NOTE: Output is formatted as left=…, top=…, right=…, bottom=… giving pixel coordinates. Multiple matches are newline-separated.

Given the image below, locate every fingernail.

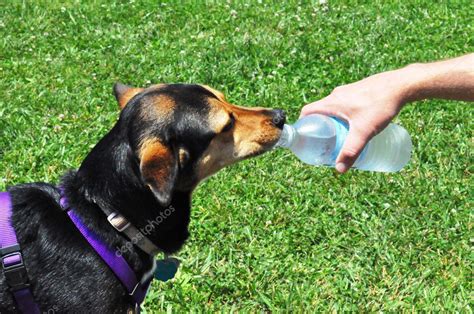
left=336, top=162, right=347, bottom=173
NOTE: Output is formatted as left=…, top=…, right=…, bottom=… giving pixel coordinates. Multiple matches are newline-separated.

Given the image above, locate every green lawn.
left=1, top=1, right=472, bottom=312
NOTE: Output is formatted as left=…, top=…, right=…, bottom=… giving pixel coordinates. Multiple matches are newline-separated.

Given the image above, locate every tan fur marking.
left=151, top=94, right=175, bottom=116
left=137, top=94, right=175, bottom=125
left=149, top=83, right=166, bottom=90
left=139, top=139, right=174, bottom=189
left=207, top=101, right=231, bottom=132
left=118, top=88, right=144, bottom=109
left=200, top=85, right=226, bottom=102
left=196, top=134, right=235, bottom=179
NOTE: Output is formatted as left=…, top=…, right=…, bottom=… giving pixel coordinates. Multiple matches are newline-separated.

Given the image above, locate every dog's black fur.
left=0, top=84, right=284, bottom=313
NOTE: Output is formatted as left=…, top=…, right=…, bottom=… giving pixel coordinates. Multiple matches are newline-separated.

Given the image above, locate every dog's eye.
left=221, top=114, right=235, bottom=133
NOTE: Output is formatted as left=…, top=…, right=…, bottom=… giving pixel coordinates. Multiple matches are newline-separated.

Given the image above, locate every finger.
left=300, top=97, right=340, bottom=118
left=335, top=127, right=372, bottom=173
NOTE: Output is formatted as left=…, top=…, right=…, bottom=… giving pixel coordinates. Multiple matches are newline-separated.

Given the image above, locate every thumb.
left=335, top=127, right=372, bottom=173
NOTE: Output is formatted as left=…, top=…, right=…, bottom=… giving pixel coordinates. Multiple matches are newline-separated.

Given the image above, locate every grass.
left=0, top=1, right=472, bottom=312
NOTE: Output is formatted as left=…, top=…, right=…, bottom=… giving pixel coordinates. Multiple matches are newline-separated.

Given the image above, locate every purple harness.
left=0, top=192, right=40, bottom=314
left=0, top=192, right=152, bottom=313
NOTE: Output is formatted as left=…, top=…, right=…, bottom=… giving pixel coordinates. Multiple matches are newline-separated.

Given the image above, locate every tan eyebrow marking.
left=151, top=94, right=175, bottom=116
left=207, top=99, right=230, bottom=132
left=200, top=85, right=226, bottom=102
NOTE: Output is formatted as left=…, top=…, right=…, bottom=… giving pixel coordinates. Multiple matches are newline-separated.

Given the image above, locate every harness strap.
left=107, top=212, right=161, bottom=256
left=59, top=195, right=151, bottom=309
left=0, top=192, right=40, bottom=314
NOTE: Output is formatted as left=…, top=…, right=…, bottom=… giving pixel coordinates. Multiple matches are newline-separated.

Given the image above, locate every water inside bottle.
left=291, top=133, right=337, bottom=165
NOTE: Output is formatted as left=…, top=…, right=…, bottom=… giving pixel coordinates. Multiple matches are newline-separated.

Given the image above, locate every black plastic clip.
left=1, top=245, right=30, bottom=291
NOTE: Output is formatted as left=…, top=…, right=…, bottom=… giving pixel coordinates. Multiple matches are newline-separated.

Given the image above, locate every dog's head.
left=113, top=83, right=285, bottom=206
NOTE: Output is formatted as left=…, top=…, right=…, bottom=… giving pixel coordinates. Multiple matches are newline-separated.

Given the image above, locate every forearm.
left=401, top=53, right=474, bottom=103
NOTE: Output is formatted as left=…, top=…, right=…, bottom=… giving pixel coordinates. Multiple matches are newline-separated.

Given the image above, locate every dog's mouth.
left=263, top=135, right=283, bottom=153
left=270, top=131, right=284, bottom=150
left=240, top=130, right=283, bottom=159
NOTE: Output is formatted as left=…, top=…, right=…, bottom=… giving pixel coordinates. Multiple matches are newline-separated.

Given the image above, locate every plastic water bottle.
left=276, top=114, right=412, bottom=172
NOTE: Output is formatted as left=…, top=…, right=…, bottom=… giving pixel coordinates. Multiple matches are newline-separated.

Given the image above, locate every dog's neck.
left=64, top=124, right=191, bottom=255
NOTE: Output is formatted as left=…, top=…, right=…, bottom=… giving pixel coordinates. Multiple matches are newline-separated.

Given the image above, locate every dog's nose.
left=271, top=109, right=286, bottom=129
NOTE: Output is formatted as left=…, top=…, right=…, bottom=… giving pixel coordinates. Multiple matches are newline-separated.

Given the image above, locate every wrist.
left=394, top=63, right=430, bottom=104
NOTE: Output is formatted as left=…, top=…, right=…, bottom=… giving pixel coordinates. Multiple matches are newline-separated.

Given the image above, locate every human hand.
left=300, top=68, right=414, bottom=173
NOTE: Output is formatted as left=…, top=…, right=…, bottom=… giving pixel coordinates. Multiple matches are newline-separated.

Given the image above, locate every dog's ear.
left=139, top=140, right=178, bottom=206
left=113, top=82, right=144, bottom=110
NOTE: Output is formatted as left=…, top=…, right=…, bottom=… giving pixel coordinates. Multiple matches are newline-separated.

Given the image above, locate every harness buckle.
left=107, top=212, right=131, bottom=232
left=1, top=249, right=30, bottom=292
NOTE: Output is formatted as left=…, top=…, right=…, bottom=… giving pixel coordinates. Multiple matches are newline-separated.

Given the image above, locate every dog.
left=0, top=83, right=285, bottom=313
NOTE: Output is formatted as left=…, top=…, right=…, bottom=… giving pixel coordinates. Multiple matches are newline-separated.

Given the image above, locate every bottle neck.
left=275, top=124, right=296, bottom=148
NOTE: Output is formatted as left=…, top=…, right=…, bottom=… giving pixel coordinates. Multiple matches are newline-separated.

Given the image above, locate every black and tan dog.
left=0, top=83, right=285, bottom=312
